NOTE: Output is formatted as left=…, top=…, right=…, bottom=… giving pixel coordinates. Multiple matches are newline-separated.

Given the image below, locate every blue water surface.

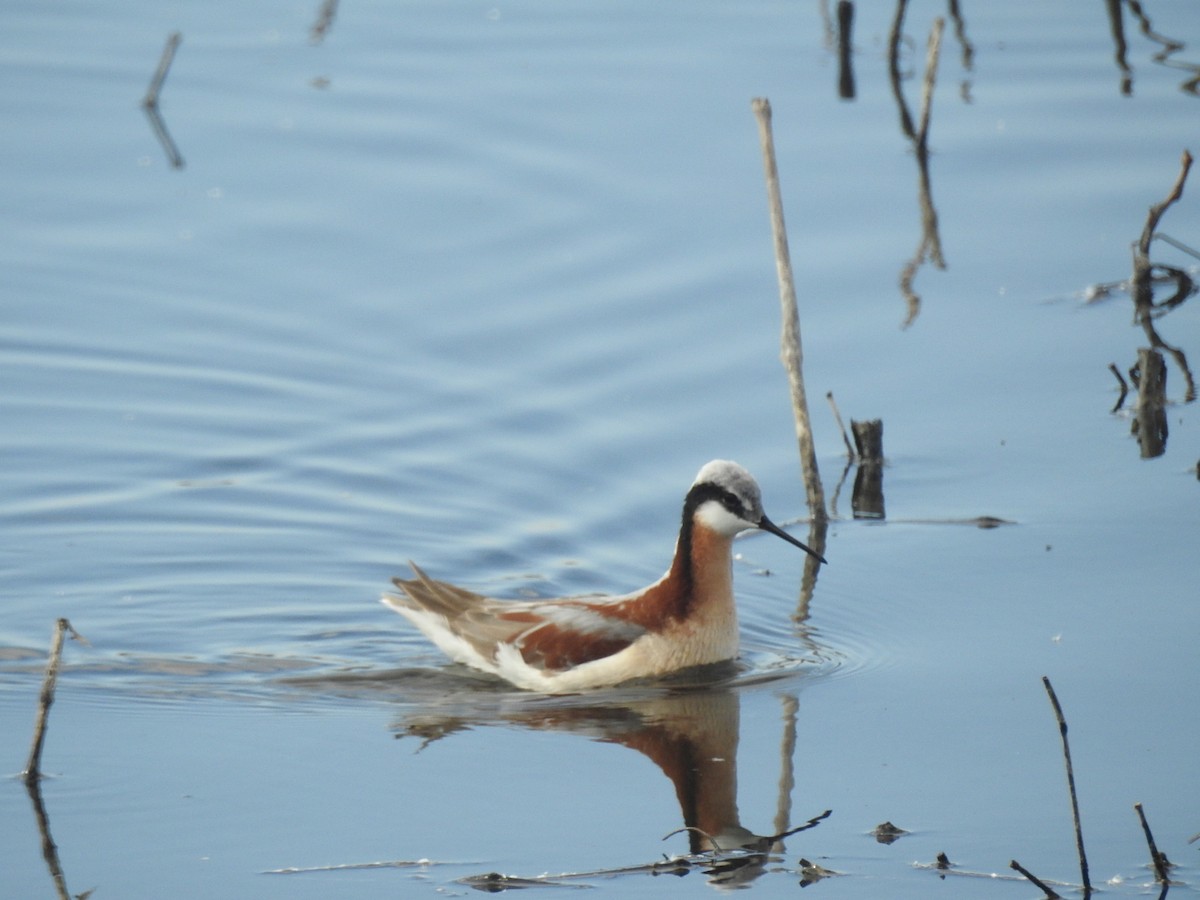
left=2, top=0, right=1198, bottom=897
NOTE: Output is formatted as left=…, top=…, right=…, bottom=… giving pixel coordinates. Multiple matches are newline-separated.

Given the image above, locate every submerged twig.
left=1134, top=802, right=1172, bottom=883
left=141, top=32, right=185, bottom=168
left=751, top=97, right=827, bottom=524
left=142, top=103, right=185, bottom=169
left=24, top=619, right=86, bottom=783
left=265, top=859, right=438, bottom=875
left=143, top=32, right=182, bottom=108
left=1010, top=859, right=1062, bottom=899
left=1042, top=676, right=1091, bottom=896
left=1154, top=233, right=1200, bottom=259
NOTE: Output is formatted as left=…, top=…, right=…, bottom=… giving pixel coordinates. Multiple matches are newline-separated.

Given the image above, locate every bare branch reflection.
left=1094, top=150, right=1197, bottom=458
left=888, top=4, right=947, bottom=327
left=142, top=104, right=184, bottom=170
left=1130, top=348, right=1169, bottom=458
left=792, top=519, right=829, bottom=625
left=946, top=0, right=975, bottom=102
left=310, top=0, right=339, bottom=45
left=836, top=1, right=856, bottom=100
left=24, top=779, right=74, bottom=900
left=1105, top=0, right=1198, bottom=96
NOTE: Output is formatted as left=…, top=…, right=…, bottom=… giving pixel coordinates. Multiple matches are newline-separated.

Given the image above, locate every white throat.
left=694, top=499, right=754, bottom=538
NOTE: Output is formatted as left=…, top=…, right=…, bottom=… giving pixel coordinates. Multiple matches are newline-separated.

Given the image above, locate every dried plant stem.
left=24, top=619, right=78, bottom=783
left=751, top=97, right=827, bottom=523
left=1042, top=676, right=1091, bottom=895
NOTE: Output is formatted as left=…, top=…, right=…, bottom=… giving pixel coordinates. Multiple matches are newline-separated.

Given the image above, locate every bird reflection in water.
left=393, top=680, right=831, bottom=890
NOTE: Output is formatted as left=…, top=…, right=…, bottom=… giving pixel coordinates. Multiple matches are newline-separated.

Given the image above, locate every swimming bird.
left=381, top=460, right=826, bottom=693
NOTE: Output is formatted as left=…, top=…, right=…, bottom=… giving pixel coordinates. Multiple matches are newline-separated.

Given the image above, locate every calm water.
left=3, top=0, right=1198, bottom=897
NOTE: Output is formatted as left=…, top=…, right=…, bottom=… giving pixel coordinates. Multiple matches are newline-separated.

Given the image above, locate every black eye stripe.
left=718, top=489, right=745, bottom=516
left=685, top=482, right=748, bottom=520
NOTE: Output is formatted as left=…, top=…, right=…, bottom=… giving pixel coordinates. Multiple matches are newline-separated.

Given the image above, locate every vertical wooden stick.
left=751, top=98, right=827, bottom=523
left=24, top=619, right=73, bottom=783
left=1042, top=676, right=1092, bottom=896
left=1134, top=802, right=1171, bottom=883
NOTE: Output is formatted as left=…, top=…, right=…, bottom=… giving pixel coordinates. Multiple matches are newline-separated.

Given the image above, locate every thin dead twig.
left=1042, top=676, right=1092, bottom=895
left=1010, top=859, right=1062, bottom=899
left=826, top=392, right=856, bottom=459
left=24, top=619, right=87, bottom=784
left=143, top=32, right=182, bottom=108
left=1138, top=150, right=1193, bottom=259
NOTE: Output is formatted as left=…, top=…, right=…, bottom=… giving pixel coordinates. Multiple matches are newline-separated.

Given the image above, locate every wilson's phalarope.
left=382, top=460, right=826, bottom=693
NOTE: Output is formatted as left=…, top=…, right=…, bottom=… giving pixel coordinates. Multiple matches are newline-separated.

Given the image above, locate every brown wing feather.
left=390, top=562, right=485, bottom=618
left=389, top=563, right=646, bottom=672
left=389, top=562, right=529, bottom=659
left=511, top=622, right=638, bottom=671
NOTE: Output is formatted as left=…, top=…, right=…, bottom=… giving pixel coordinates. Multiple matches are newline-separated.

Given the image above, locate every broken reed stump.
left=850, top=418, right=884, bottom=519
left=1133, top=802, right=1172, bottom=883
left=1130, top=347, right=1168, bottom=458
left=751, top=97, right=827, bottom=524
left=850, top=419, right=883, bottom=463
